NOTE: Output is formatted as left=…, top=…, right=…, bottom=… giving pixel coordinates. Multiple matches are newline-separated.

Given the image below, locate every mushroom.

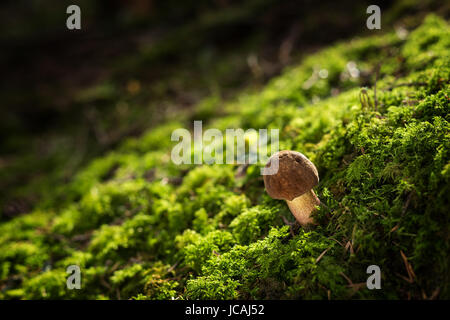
left=263, top=150, right=320, bottom=227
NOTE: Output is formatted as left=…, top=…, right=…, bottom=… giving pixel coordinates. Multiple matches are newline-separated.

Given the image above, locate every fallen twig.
left=400, top=250, right=416, bottom=283
left=315, top=248, right=330, bottom=263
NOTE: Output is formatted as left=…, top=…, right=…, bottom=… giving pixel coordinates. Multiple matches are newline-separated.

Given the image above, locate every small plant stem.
left=286, top=189, right=320, bottom=226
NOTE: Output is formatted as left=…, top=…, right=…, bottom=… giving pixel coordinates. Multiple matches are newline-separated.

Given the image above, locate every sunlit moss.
left=0, top=15, right=448, bottom=300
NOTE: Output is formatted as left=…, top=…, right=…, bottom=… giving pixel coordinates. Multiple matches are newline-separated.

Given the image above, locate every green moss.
left=0, top=14, right=448, bottom=300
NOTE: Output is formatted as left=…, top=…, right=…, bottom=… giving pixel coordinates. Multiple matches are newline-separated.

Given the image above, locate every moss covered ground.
left=0, top=12, right=449, bottom=299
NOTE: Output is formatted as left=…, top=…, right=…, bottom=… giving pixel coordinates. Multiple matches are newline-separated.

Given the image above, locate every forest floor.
left=0, top=1, right=448, bottom=299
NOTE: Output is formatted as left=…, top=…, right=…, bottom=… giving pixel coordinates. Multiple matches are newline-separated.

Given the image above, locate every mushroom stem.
left=286, top=189, right=320, bottom=226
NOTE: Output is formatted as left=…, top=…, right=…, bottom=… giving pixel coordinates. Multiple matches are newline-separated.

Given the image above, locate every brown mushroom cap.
left=263, top=150, right=319, bottom=201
